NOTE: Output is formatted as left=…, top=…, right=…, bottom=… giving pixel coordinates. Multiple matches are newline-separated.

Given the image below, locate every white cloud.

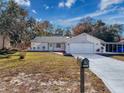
left=58, top=19, right=77, bottom=26
left=32, top=9, right=37, bottom=14
left=58, top=2, right=65, bottom=8
left=109, top=15, right=124, bottom=20
left=107, top=18, right=124, bottom=24
left=119, top=7, right=124, bottom=14
left=36, top=18, right=42, bottom=22
left=45, top=6, right=49, bottom=10
left=105, top=14, right=124, bottom=24
left=100, top=0, right=124, bottom=10
left=14, top=0, right=30, bottom=6
left=58, top=0, right=76, bottom=8
left=43, top=4, right=50, bottom=10
left=58, top=7, right=124, bottom=26
left=65, top=0, right=76, bottom=8
left=64, top=8, right=117, bottom=22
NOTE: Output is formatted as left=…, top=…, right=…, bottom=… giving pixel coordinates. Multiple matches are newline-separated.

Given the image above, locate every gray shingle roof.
left=32, top=36, right=69, bottom=43
left=32, top=33, right=105, bottom=44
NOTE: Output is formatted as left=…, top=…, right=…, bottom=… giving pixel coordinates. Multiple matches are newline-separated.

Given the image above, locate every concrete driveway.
left=72, top=54, right=124, bottom=93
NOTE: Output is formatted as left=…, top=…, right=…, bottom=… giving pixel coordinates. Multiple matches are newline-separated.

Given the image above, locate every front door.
left=49, top=43, right=54, bottom=51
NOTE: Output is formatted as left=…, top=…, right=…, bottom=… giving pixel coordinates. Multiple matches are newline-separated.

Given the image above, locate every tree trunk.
left=19, top=50, right=26, bottom=60
left=19, top=43, right=27, bottom=60
left=2, top=35, right=6, bottom=50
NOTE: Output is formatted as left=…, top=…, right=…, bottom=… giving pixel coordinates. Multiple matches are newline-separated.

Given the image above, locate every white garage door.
left=70, top=43, right=94, bottom=53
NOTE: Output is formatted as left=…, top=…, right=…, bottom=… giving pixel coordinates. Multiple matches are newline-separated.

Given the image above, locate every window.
left=33, top=47, right=35, bottom=50
left=49, top=44, right=52, bottom=47
left=56, top=43, right=61, bottom=48
left=42, top=46, right=45, bottom=50
left=37, top=47, right=40, bottom=50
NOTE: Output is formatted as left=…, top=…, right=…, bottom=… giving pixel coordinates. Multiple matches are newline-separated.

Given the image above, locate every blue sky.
left=12, top=0, right=124, bottom=27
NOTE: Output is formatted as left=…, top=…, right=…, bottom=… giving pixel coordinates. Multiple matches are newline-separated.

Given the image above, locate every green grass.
left=0, top=52, right=79, bottom=80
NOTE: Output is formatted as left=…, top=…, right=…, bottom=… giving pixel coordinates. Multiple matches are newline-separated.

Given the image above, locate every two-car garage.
left=69, top=43, right=94, bottom=54
left=66, top=33, right=104, bottom=54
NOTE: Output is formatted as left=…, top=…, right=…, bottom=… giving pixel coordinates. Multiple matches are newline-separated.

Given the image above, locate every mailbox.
left=81, top=58, right=89, bottom=68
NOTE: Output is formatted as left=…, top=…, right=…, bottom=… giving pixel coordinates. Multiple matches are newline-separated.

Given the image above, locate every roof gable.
left=68, top=33, right=105, bottom=43
left=83, top=33, right=105, bottom=43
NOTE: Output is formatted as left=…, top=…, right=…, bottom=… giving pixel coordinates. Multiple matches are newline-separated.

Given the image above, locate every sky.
left=10, top=0, right=124, bottom=27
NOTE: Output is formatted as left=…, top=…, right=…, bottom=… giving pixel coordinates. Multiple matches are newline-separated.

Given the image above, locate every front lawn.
left=0, top=52, right=79, bottom=77
left=112, top=56, right=124, bottom=61
left=0, top=52, right=80, bottom=93
left=0, top=52, right=110, bottom=93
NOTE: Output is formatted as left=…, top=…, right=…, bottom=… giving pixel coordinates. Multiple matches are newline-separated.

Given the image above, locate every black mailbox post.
left=81, top=58, right=89, bottom=68
left=80, top=58, right=89, bottom=93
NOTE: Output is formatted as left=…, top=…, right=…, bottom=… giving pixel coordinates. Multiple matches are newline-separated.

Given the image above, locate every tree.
left=93, top=21, right=122, bottom=42
left=6, top=0, right=29, bottom=48
left=73, top=17, right=93, bottom=35
left=73, top=18, right=122, bottom=42
left=54, top=28, right=64, bottom=36
left=0, top=0, right=35, bottom=50
left=0, top=0, right=37, bottom=59
left=64, top=28, right=72, bottom=36
left=34, top=21, right=53, bottom=36
left=73, top=23, right=92, bottom=35
left=0, top=1, right=14, bottom=49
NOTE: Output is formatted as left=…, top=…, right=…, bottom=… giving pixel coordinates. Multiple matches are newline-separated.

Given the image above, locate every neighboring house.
left=0, top=35, right=11, bottom=49
left=29, top=33, right=106, bottom=54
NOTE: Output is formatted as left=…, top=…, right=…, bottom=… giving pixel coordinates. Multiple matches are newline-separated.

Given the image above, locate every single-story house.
left=29, top=36, right=68, bottom=52
left=0, top=35, right=11, bottom=49
left=29, top=33, right=106, bottom=54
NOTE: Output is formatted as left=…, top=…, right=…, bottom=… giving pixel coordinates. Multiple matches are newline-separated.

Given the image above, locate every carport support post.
left=80, top=64, right=85, bottom=93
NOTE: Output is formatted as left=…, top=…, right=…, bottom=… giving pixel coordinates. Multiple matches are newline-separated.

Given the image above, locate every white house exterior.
left=29, top=33, right=106, bottom=54
left=66, top=33, right=105, bottom=54
left=29, top=36, right=69, bottom=52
